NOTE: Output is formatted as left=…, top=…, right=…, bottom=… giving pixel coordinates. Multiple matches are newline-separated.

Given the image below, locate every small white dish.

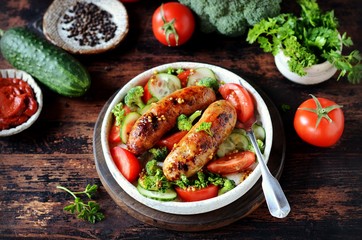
left=43, top=0, right=129, bottom=54
left=0, top=69, right=43, bottom=137
left=100, top=62, right=273, bottom=215
left=275, top=50, right=338, bottom=85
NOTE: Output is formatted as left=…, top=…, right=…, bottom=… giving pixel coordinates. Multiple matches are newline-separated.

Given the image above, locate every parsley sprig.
left=57, top=184, right=105, bottom=224
left=247, top=0, right=361, bottom=84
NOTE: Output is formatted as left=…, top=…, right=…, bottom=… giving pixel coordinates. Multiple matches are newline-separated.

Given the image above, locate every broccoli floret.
left=177, top=110, right=202, bottom=131
left=196, top=77, right=220, bottom=91
left=111, top=102, right=126, bottom=126
left=124, top=86, right=145, bottom=111
left=218, top=179, right=236, bottom=195
left=139, top=160, right=172, bottom=192
left=148, top=147, right=169, bottom=162
left=178, top=0, right=282, bottom=37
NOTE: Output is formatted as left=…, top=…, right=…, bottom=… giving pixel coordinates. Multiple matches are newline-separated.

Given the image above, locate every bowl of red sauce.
left=0, top=69, right=43, bottom=137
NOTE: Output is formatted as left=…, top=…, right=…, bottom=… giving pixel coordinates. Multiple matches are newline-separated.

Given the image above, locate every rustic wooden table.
left=1, top=0, right=361, bottom=239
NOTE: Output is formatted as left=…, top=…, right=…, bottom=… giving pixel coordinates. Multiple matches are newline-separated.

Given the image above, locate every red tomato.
left=111, top=147, right=141, bottom=182
left=156, top=131, right=188, bottom=151
left=294, top=95, right=344, bottom=147
left=109, top=124, right=121, bottom=144
left=142, top=83, right=153, bottom=104
left=177, top=69, right=193, bottom=87
left=219, top=83, right=255, bottom=123
left=207, top=151, right=256, bottom=174
left=175, top=185, right=219, bottom=202
left=152, top=2, right=195, bottom=47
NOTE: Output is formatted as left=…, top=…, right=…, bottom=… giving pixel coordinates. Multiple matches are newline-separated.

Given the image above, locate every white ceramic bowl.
left=0, top=69, right=43, bottom=137
left=275, top=50, right=337, bottom=85
left=101, top=62, right=273, bottom=215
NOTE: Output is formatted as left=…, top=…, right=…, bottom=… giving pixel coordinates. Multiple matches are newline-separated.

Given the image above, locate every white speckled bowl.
left=100, top=62, right=273, bottom=215
left=275, top=50, right=338, bottom=85
left=0, top=69, right=43, bottom=137
left=43, top=0, right=129, bottom=54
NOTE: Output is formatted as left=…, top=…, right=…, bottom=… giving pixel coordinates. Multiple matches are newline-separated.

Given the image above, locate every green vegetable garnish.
left=178, top=0, right=282, bottom=37
left=111, top=102, right=126, bottom=126
left=177, top=110, right=202, bottom=131
left=196, top=122, right=213, bottom=136
left=57, top=184, right=105, bottom=224
left=124, top=86, right=145, bottom=111
left=247, top=0, right=361, bottom=83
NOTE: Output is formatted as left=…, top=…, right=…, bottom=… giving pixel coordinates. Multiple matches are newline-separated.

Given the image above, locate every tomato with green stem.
left=152, top=2, right=195, bottom=47
left=294, top=95, right=344, bottom=147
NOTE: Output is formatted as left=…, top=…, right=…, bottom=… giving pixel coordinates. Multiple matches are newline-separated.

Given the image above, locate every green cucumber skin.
left=0, top=27, right=90, bottom=97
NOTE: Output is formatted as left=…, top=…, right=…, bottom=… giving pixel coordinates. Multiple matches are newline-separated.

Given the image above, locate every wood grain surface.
left=1, top=0, right=361, bottom=239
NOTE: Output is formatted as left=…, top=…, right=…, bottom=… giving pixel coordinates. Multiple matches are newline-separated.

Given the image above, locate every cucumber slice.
left=252, top=124, right=266, bottom=141
left=187, top=67, right=216, bottom=86
left=121, top=112, right=141, bottom=143
left=229, top=133, right=249, bottom=151
left=147, top=73, right=181, bottom=100
left=137, top=184, right=177, bottom=201
left=217, top=137, right=235, bottom=158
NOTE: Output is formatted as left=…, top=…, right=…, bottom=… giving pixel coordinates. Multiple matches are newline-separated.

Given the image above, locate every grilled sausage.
left=163, top=100, right=237, bottom=181
left=127, top=86, right=216, bottom=155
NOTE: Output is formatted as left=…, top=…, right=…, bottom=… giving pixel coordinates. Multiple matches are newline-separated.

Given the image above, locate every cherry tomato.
left=156, top=131, right=188, bottom=151
left=219, top=83, right=255, bottom=123
left=294, top=95, right=344, bottom=147
left=111, top=146, right=141, bottom=182
left=177, top=69, right=193, bottom=87
left=207, top=151, right=256, bottom=174
left=152, top=2, right=195, bottom=47
left=175, top=184, right=219, bottom=202
left=109, top=124, right=122, bottom=144
left=142, top=83, right=153, bottom=104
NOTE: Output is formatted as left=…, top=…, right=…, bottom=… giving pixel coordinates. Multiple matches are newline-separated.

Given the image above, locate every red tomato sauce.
left=0, top=77, right=38, bottom=130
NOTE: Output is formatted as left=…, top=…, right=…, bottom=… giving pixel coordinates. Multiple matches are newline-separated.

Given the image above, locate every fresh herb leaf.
left=57, top=184, right=105, bottom=224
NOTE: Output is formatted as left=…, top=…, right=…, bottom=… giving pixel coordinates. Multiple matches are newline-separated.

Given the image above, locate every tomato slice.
left=219, top=83, right=255, bottom=123
left=175, top=184, right=219, bottom=202
left=207, top=151, right=256, bottom=174
left=109, top=124, right=122, bottom=144
left=177, top=69, right=193, bottom=87
left=111, top=146, right=141, bottom=183
left=142, top=83, right=153, bottom=104
left=156, top=130, right=188, bottom=151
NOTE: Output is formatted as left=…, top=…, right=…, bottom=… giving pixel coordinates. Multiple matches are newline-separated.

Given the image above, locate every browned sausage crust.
left=127, top=86, right=216, bottom=155
left=163, top=100, right=237, bottom=181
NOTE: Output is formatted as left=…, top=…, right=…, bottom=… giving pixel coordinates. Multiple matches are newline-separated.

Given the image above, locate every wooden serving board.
left=93, top=87, right=286, bottom=232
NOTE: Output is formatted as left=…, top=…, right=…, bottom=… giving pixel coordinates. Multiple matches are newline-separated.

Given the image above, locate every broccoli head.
left=177, top=110, right=202, bottom=131
left=148, top=147, right=169, bottom=162
left=139, top=160, right=172, bottom=192
left=111, top=102, right=126, bottom=126
left=124, top=86, right=145, bottom=111
left=218, top=179, right=236, bottom=195
left=178, top=0, right=282, bottom=37
left=196, top=77, right=220, bottom=91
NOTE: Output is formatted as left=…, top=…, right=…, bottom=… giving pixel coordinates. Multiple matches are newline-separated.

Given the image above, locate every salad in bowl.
left=101, top=62, right=273, bottom=215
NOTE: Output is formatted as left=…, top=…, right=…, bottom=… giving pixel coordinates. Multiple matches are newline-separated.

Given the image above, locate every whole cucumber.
left=0, top=27, right=91, bottom=97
